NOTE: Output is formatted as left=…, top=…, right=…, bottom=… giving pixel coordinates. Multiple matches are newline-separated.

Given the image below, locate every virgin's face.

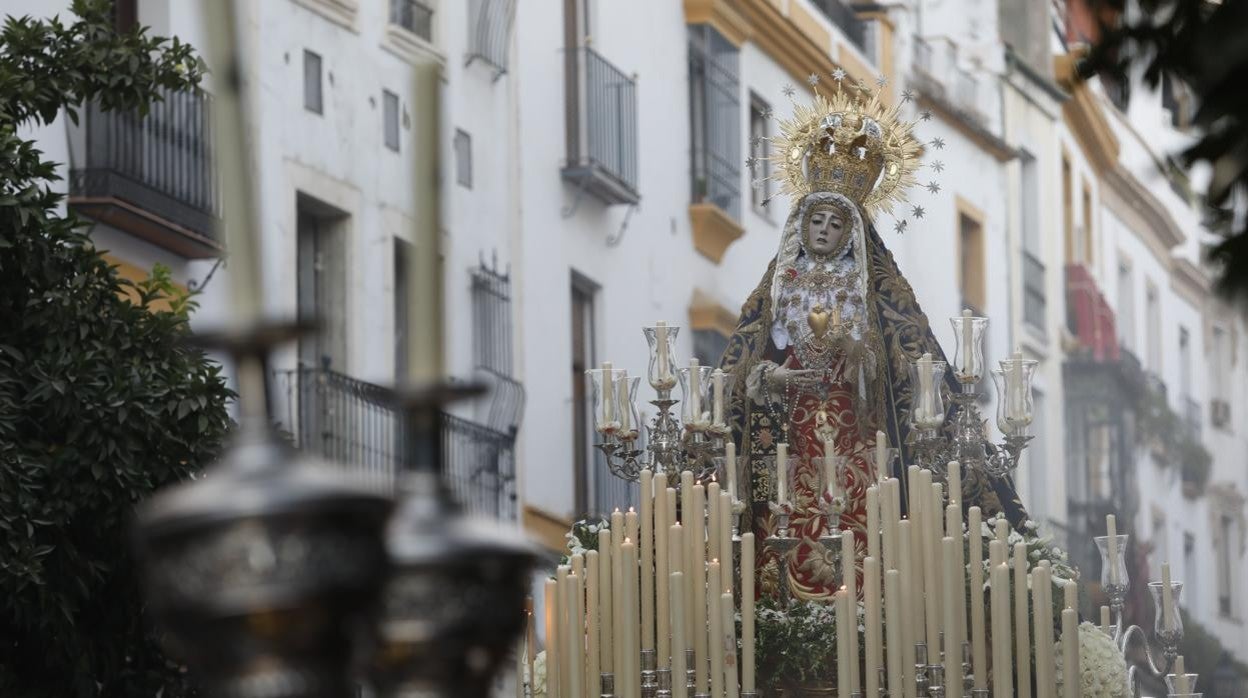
left=805, top=205, right=847, bottom=257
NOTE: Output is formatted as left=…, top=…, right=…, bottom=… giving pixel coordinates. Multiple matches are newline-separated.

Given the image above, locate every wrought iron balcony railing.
left=562, top=46, right=640, bottom=206
left=273, top=367, right=518, bottom=519
left=390, top=0, right=434, bottom=42
left=69, top=88, right=220, bottom=258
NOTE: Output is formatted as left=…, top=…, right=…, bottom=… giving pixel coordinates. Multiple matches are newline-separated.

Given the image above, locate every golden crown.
left=769, top=79, right=922, bottom=214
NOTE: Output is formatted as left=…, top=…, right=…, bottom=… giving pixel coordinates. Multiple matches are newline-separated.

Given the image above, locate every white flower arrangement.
left=1053, top=622, right=1128, bottom=698
left=526, top=650, right=548, bottom=698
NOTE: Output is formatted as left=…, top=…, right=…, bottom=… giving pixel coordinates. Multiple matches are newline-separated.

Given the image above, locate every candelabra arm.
left=1119, top=623, right=1174, bottom=679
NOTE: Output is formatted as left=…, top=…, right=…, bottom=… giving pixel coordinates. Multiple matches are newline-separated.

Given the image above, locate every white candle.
left=1061, top=603, right=1078, bottom=698
left=1162, top=563, right=1176, bottom=633
left=995, top=518, right=1010, bottom=552
left=692, top=486, right=708, bottom=694
left=726, top=441, right=738, bottom=502
left=545, top=578, right=561, bottom=698
left=882, top=480, right=899, bottom=572
left=598, top=528, right=614, bottom=673
left=865, top=556, right=883, bottom=698
left=656, top=321, right=671, bottom=384
left=947, top=503, right=967, bottom=667
left=707, top=481, right=722, bottom=569
left=689, top=358, right=702, bottom=424
left=918, top=352, right=934, bottom=420
left=620, top=371, right=633, bottom=433
left=1013, top=543, right=1032, bottom=698
left=1175, top=656, right=1191, bottom=695
left=1107, top=514, right=1119, bottom=585
left=656, top=483, right=670, bottom=669
left=961, top=309, right=976, bottom=378
left=943, top=537, right=964, bottom=698
left=948, top=460, right=962, bottom=508
left=867, top=486, right=881, bottom=564
left=556, top=566, right=571, bottom=698
left=623, top=540, right=639, bottom=698
left=742, top=533, right=756, bottom=693
left=708, top=560, right=724, bottom=698
left=823, top=449, right=838, bottom=502
left=837, top=588, right=852, bottom=698
left=876, top=429, right=889, bottom=481
left=991, top=563, right=1014, bottom=698
left=885, top=569, right=904, bottom=698
left=1010, top=348, right=1025, bottom=421
left=721, top=592, right=738, bottom=698
left=919, top=470, right=940, bottom=653
left=1033, top=566, right=1054, bottom=698
left=586, top=551, right=601, bottom=693
left=568, top=571, right=585, bottom=698
left=841, top=528, right=860, bottom=694
left=776, top=443, right=789, bottom=505
left=680, top=472, right=696, bottom=650
left=671, top=571, right=688, bottom=698
left=969, top=507, right=987, bottom=691
left=602, top=362, right=615, bottom=426
left=719, top=491, right=733, bottom=596
left=641, top=470, right=655, bottom=652
left=899, top=520, right=918, bottom=698
left=669, top=522, right=687, bottom=655
left=1100, top=605, right=1112, bottom=637
left=712, top=369, right=725, bottom=426
left=611, top=511, right=624, bottom=683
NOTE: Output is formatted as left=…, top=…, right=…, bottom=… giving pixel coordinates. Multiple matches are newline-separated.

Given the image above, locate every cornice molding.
left=522, top=505, right=573, bottom=553
left=1100, top=163, right=1185, bottom=262
left=684, top=0, right=752, bottom=47
left=1169, top=256, right=1210, bottom=311
left=688, top=287, right=740, bottom=337
left=1054, top=51, right=1120, bottom=177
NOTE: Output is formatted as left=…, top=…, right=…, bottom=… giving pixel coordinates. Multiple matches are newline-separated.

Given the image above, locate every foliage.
left=561, top=517, right=608, bottom=566
left=754, top=594, right=849, bottom=687
left=1082, top=0, right=1248, bottom=304
left=1175, top=609, right=1248, bottom=687
left=0, top=2, right=228, bottom=696
left=1133, top=384, right=1211, bottom=493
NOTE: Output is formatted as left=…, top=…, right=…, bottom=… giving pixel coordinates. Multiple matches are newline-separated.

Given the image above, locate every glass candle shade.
left=708, top=370, right=736, bottom=429
left=1149, top=580, right=1185, bottom=643
left=643, top=324, right=680, bottom=392
left=997, top=356, right=1038, bottom=431
left=586, top=367, right=626, bottom=435
left=950, top=313, right=989, bottom=384
left=1165, top=673, right=1199, bottom=696
left=678, top=364, right=715, bottom=429
left=991, top=368, right=1012, bottom=434
left=615, top=374, right=643, bottom=442
left=909, top=358, right=948, bottom=430
left=1094, top=534, right=1131, bottom=596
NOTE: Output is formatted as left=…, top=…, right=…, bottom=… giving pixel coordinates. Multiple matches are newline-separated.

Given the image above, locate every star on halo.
left=831, top=68, right=847, bottom=82
left=876, top=75, right=888, bottom=87
left=761, top=108, right=773, bottom=120
left=920, top=110, right=933, bottom=121
left=911, top=205, right=926, bottom=219
left=894, top=219, right=909, bottom=234
left=930, top=137, right=946, bottom=150
left=807, top=73, right=820, bottom=86
left=926, top=181, right=942, bottom=194
left=931, top=160, right=945, bottom=173
left=901, top=89, right=915, bottom=103
left=782, top=84, right=796, bottom=98
left=745, top=155, right=759, bottom=170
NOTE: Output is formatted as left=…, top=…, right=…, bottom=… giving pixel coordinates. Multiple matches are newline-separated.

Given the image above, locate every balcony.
left=810, top=0, right=866, bottom=54
left=69, top=88, right=220, bottom=258
left=1065, top=263, right=1119, bottom=362
left=562, top=46, right=640, bottom=206
left=390, top=0, right=434, bottom=42
left=274, top=367, right=518, bottom=519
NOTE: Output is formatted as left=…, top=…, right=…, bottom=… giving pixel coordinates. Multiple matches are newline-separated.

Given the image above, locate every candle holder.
left=714, top=455, right=749, bottom=538
left=601, top=671, right=616, bottom=698
left=656, top=666, right=672, bottom=698
left=914, top=642, right=929, bottom=698
left=950, top=313, right=988, bottom=385
left=1165, top=672, right=1199, bottom=696
left=1093, top=533, right=1185, bottom=696
left=685, top=648, right=697, bottom=694
left=641, top=648, right=658, bottom=698
left=593, top=326, right=731, bottom=486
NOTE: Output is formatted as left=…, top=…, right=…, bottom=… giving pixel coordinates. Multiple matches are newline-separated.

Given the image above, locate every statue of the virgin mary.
left=718, top=85, right=1027, bottom=599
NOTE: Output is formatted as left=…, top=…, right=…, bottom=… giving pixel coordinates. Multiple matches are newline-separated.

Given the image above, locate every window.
left=112, top=0, right=137, bottom=32
left=473, top=261, right=513, bottom=376
left=1020, top=150, right=1045, bottom=332
left=1179, top=326, right=1192, bottom=399
left=1151, top=511, right=1169, bottom=581
left=1117, top=261, right=1135, bottom=353
left=454, top=129, right=473, bottom=188
left=303, top=50, right=323, bottom=114
left=1183, top=532, right=1196, bottom=594
left=693, top=329, right=729, bottom=368
left=1216, top=513, right=1234, bottom=616
left=1211, top=325, right=1230, bottom=400
left=1145, top=281, right=1161, bottom=373
left=296, top=196, right=347, bottom=371
left=383, top=90, right=400, bottom=151
left=394, top=238, right=412, bottom=379
left=689, top=24, right=741, bottom=220
left=1062, top=155, right=1074, bottom=264
left=749, top=94, right=771, bottom=214
left=390, top=0, right=435, bottom=42
left=959, top=211, right=986, bottom=311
